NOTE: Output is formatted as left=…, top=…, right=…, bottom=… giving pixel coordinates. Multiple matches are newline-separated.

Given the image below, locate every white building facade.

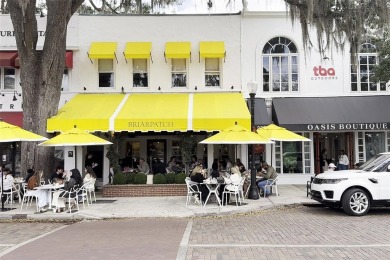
left=1, top=7, right=389, bottom=185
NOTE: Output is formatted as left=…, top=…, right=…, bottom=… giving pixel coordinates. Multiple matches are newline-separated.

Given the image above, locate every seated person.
left=257, top=162, right=278, bottom=197
left=137, top=158, right=150, bottom=174
left=25, top=169, right=35, bottom=182
left=221, top=165, right=242, bottom=204
left=51, top=165, right=65, bottom=183
left=190, top=164, right=209, bottom=204
left=84, top=166, right=97, bottom=184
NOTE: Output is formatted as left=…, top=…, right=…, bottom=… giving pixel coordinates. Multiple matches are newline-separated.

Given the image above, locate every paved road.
left=1, top=205, right=390, bottom=259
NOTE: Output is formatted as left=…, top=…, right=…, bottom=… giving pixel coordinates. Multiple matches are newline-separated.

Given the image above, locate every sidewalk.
left=0, top=185, right=315, bottom=220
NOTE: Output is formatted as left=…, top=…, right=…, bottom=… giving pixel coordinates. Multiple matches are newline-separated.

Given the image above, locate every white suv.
left=310, top=152, right=390, bottom=216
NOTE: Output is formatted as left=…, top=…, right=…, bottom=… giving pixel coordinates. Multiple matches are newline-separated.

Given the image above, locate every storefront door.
left=314, top=132, right=353, bottom=173
left=147, top=139, right=167, bottom=166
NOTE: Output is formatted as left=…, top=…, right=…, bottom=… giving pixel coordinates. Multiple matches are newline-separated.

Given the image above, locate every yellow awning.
left=46, top=94, right=125, bottom=133
left=192, top=93, right=250, bottom=131
left=88, top=42, right=118, bottom=59
left=47, top=93, right=251, bottom=133
left=124, top=42, right=152, bottom=59
left=199, top=41, right=225, bottom=58
left=165, top=42, right=191, bottom=59
left=115, top=93, right=189, bottom=132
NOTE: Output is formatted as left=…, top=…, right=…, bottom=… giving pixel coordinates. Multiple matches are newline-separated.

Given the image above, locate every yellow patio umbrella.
left=200, top=123, right=273, bottom=144
left=256, top=124, right=311, bottom=142
left=0, top=120, right=47, bottom=211
left=38, top=127, right=112, bottom=147
left=0, top=121, right=48, bottom=142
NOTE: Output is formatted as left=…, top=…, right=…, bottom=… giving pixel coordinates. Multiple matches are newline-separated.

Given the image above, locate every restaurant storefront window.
left=282, top=141, right=303, bottom=173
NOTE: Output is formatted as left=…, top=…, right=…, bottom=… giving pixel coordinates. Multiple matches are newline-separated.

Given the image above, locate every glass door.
left=147, top=139, right=167, bottom=167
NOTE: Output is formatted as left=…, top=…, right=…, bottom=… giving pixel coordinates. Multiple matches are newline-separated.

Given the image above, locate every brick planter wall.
left=102, top=184, right=187, bottom=197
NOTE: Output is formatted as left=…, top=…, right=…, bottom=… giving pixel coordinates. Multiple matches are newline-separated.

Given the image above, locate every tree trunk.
left=8, top=0, right=83, bottom=178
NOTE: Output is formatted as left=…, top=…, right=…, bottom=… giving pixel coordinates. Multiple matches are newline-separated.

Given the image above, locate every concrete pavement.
left=0, top=185, right=314, bottom=220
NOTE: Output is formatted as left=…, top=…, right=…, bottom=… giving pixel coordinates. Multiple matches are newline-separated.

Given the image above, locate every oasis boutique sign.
left=307, top=123, right=389, bottom=131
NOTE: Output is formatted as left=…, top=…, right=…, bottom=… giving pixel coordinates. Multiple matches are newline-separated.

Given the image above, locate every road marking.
left=176, top=219, right=193, bottom=260
left=189, top=243, right=390, bottom=248
left=0, top=244, right=15, bottom=247
left=0, top=225, right=68, bottom=258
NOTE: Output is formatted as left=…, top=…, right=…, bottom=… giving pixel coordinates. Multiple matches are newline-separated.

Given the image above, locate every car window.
left=361, top=154, right=390, bottom=172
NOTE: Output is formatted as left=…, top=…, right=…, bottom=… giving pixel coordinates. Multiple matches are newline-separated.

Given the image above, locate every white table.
left=202, top=181, right=222, bottom=207
left=35, top=184, right=64, bottom=209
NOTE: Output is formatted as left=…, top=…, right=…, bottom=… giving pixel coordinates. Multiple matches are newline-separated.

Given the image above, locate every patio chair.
left=76, top=182, right=91, bottom=209
left=264, top=176, right=279, bottom=198
left=55, top=187, right=79, bottom=213
left=185, top=178, right=202, bottom=206
left=222, top=177, right=245, bottom=206
left=86, top=179, right=97, bottom=203
left=1, top=184, right=20, bottom=205
left=20, top=183, right=39, bottom=211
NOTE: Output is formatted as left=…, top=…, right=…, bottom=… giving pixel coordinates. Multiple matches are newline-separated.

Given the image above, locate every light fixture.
left=207, top=0, right=213, bottom=8
left=195, top=86, right=198, bottom=91
left=1, top=93, right=4, bottom=97
left=83, top=87, right=87, bottom=91
left=13, top=91, right=21, bottom=101
left=247, top=80, right=259, bottom=200
left=231, top=86, right=234, bottom=90
left=323, top=56, right=329, bottom=60
left=40, top=11, right=45, bottom=18
left=158, top=86, right=161, bottom=91
left=121, top=86, right=124, bottom=94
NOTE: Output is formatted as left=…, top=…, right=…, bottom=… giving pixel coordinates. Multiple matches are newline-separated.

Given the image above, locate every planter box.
left=103, top=184, right=187, bottom=197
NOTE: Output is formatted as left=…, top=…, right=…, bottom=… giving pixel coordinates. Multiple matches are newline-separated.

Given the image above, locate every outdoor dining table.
left=35, top=183, right=64, bottom=209
left=201, top=179, right=222, bottom=207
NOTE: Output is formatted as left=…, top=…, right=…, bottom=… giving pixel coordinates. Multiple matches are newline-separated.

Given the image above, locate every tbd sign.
left=311, top=66, right=338, bottom=80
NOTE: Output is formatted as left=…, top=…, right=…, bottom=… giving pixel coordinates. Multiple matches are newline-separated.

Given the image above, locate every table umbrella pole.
left=1, top=168, right=4, bottom=211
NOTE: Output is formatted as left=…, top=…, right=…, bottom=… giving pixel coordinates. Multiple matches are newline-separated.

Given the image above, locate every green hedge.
left=126, top=173, right=136, bottom=184
left=134, top=173, right=147, bottom=184
left=153, top=173, right=167, bottom=184
left=175, top=172, right=186, bottom=184
left=113, top=173, right=126, bottom=185
left=165, top=173, right=176, bottom=184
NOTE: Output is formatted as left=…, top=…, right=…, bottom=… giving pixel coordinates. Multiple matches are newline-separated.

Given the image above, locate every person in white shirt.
left=2, top=168, right=15, bottom=192
left=338, top=150, right=349, bottom=170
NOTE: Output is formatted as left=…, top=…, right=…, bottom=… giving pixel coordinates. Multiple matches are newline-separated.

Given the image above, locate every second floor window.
left=0, top=67, right=16, bottom=91
left=98, top=59, right=114, bottom=88
left=133, top=59, right=148, bottom=87
left=205, top=58, right=220, bottom=87
left=351, top=43, right=386, bottom=92
left=171, top=59, right=187, bottom=87
left=262, top=37, right=299, bottom=92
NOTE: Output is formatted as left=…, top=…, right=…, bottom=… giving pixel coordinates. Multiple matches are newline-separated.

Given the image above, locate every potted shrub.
left=153, top=173, right=167, bottom=184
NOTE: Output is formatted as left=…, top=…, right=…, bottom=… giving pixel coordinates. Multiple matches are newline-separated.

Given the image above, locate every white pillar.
left=64, top=146, right=75, bottom=170
left=240, top=144, right=248, bottom=169
left=207, top=144, right=214, bottom=170
left=103, top=145, right=110, bottom=185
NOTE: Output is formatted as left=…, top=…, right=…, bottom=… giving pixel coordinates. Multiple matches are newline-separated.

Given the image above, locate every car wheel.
left=341, top=188, right=370, bottom=216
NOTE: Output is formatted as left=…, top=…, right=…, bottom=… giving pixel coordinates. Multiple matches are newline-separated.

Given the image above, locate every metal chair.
left=222, top=177, right=245, bottom=206
left=20, top=183, right=39, bottom=211
left=264, top=176, right=279, bottom=198
left=185, top=178, right=202, bottom=206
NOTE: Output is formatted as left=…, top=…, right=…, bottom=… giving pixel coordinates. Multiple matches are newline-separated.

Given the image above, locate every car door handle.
left=368, top=178, right=378, bottom=184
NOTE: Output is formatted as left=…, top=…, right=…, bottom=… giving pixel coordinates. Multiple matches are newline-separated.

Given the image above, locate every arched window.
left=351, top=43, right=386, bottom=92
left=262, top=37, right=298, bottom=92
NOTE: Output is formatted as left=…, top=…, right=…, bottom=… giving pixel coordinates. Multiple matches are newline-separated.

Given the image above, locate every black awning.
left=272, top=96, right=390, bottom=131
left=247, top=98, right=271, bottom=127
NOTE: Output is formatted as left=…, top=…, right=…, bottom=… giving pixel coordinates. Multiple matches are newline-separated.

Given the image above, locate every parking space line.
left=189, top=243, right=390, bottom=248
left=0, top=225, right=68, bottom=258
left=176, top=219, right=193, bottom=260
